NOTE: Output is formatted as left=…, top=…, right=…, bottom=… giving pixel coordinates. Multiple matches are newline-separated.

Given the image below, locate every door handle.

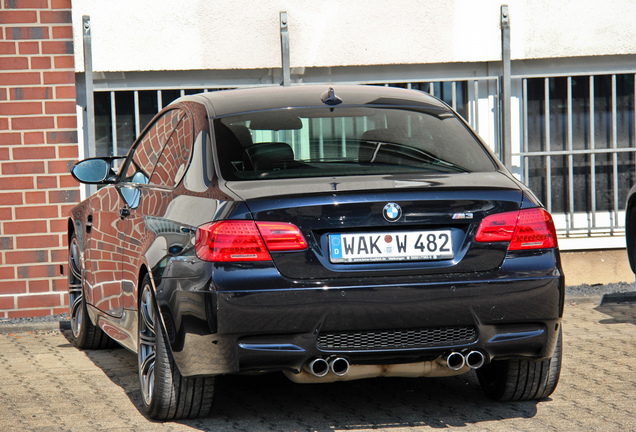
left=120, top=207, right=131, bottom=219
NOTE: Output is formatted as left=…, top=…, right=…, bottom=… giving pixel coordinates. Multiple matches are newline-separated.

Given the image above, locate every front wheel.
left=138, top=275, right=215, bottom=420
left=476, top=328, right=562, bottom=401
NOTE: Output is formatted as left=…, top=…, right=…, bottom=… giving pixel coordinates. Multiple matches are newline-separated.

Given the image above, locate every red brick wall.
left=0, top=0, right=78, bottom=318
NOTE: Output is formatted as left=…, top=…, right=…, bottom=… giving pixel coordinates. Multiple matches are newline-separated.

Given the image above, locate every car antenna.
left=321, top=87, right=342, bottom=106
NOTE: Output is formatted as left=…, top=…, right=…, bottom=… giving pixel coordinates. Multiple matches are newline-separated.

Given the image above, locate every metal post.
left=280, top=11, right=291, bottom=87
left=82, top=15, right=95, bottom=159
left=500, top=5, right=512, bottom=171
left=522, top=78, right=529, bottom=184
left=611, top=74, right=619, bottom=233
left=544, top=77, right=552, bottom=213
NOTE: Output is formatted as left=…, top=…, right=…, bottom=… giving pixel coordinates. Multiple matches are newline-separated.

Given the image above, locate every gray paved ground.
left=0, top=297, right=634, bottom=431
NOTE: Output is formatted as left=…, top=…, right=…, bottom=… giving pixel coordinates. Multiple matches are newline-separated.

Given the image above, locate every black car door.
left=118, top=107, right=194, bottom=312
left=92, top=108, right=183, bottom=317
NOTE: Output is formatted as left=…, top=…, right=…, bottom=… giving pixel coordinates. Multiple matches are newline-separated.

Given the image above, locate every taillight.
left=195, top=220, right=307, bottom=262
left=196, top=220, right=270, bottom=262
left=474, top=211, right=518, bottom=243
left=255, top=221, right=308, bottom=251
left=475, top=208, right=557, bottom=250
left=509, top=208, right=558, bottom=250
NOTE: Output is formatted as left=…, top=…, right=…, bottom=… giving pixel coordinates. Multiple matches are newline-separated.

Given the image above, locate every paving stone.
left=0, top=300, right=634, bottom=431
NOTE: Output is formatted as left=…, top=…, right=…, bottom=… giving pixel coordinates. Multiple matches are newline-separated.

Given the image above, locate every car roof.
left=176, top=84, right=449, bottom=117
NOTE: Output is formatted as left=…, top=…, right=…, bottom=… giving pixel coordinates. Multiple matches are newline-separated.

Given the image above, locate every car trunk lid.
left=225, top=172, right=524, bottom=280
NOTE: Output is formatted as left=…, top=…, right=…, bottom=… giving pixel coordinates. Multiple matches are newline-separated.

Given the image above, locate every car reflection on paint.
left=68, top=85, right=564, bottom=420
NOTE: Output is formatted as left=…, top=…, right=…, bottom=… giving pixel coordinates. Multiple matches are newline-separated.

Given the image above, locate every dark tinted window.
left=151, top=112, right=194, bottom=187
left=214, top=107, right=496, bottom=181
left=122, top=109, right=183, bottom=183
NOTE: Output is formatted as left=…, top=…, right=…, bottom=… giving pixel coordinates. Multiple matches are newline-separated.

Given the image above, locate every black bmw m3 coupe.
left=68, top=85, right=563, bottom=420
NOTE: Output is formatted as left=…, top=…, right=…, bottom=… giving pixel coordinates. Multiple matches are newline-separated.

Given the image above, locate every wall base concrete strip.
left=560, top=249, right=635, bottom=286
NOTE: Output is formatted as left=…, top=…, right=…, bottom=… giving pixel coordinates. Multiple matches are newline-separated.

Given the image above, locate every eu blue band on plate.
left=330, top=234, right=342, bottom=259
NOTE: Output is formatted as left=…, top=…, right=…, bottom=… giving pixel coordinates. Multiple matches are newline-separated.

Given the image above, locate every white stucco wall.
left=72, top=0, right=636, bottom=73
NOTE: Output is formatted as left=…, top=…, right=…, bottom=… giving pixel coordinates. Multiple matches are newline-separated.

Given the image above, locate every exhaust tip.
left=465, top=351, right=485, bottom=369
left=308, top=358, right=330, bottom=377
left=329, top=357, right=350, bottom=376
left=445, top=352, right=466, bottom=371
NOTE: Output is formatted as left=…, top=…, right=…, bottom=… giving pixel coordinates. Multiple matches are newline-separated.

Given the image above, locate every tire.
left=626, top=205, right=636, bottom=273
left=68, top=232, right=114, bottom=349
left=477, top=328, right=562, bottom=401
left=138, top=275, right=215, bottom=420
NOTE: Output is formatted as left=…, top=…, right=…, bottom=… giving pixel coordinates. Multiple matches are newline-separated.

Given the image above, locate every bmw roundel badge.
left=383, top=202, right=402, bottom=222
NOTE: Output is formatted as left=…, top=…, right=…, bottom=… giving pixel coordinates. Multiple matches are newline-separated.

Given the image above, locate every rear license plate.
left=329, top=230, right=454, bottom=263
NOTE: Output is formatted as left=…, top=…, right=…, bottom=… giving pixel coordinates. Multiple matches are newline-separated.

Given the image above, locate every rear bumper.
left=160, top=251, right=564, bottom=377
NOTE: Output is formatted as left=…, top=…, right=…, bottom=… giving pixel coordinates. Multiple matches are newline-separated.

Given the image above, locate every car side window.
left=150, top=111, right=194, bottom=187
left=122, top=109, right=184, bottom=184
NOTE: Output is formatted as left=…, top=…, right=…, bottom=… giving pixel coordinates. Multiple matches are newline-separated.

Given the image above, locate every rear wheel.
left=626, top=204, right=636, bottom=273
left=138, top=275, right=215, bottom=420
left=477, top=328, right=562, bottom=401
left=68, top=232, right=113, bottom=349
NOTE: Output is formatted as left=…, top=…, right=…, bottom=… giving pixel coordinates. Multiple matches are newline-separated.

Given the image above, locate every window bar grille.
left=429, top=82, right=435, bottom=98
left=544, top=77, right=552, bottom=214
left=156, top=90, right=162, bottom=111
left=340, top=118, right=347, bottom=157
left=133, top=90, right=140, bottom=138
left=566, top=77, right=575, bottom=236
left=451, top=81, right=457, bottom=110
left=522, top=79, right=529, bottom=186
left=517, top=148, right=635, bottom=156
left=110, top=91, right=117, bottom=156
left=180, top=89, right=186, bottom=97
left=318, top=117, right=324, bottom=159
left=473, top=80, right=479, bottom=134
left=589, top=75, right=597, bottom=232
left=611, top=74, right=619, bottom=234
left=492, top=77, right=501, bottom=160
left=290, top=128, right=297, bottom=156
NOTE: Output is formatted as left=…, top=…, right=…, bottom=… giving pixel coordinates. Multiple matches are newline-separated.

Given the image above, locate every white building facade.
left=72, top=0, right=636, bottom=250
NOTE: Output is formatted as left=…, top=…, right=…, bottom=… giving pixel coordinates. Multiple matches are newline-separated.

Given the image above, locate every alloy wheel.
left=68, top=236, right=83, bottom=339
left=138, top=283, right=157, bottom=406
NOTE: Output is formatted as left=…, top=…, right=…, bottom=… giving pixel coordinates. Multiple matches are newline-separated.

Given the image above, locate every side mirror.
left=71, top=157, right=124, bottom=184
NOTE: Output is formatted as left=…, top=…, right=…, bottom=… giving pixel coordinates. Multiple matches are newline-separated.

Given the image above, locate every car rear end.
left=180, top=86, right=564, bottom=387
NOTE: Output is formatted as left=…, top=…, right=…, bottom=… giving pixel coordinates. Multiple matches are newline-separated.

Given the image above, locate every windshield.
left=214, top=107, right=496, bottom=181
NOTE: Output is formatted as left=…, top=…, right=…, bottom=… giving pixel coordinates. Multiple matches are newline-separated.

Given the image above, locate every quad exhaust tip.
left=465, top=350, right=485, bottom=369
left=308, top=358, right=330, bottom=377
left=329, top=357, right=350, bottom=376
left=445, top=352, right=466, bottom=371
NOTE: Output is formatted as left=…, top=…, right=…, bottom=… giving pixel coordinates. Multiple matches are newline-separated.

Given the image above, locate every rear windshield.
left=214, top=107, right=496, bottom=181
